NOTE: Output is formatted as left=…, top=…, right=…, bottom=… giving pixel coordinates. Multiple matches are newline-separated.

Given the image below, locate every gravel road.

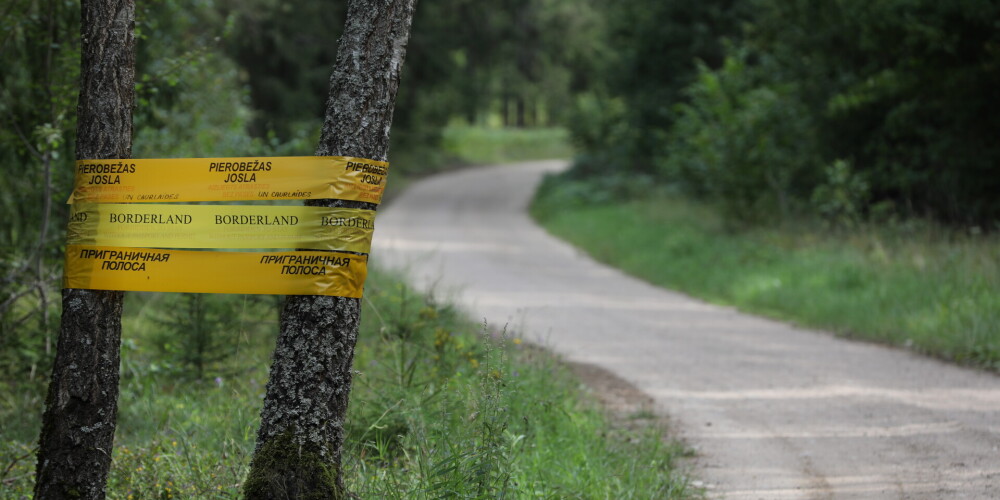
left=371, top=160, right=1000, bottom=499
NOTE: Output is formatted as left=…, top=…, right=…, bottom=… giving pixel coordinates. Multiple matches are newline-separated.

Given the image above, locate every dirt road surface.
left=371, top=160, right=1000, bottom=499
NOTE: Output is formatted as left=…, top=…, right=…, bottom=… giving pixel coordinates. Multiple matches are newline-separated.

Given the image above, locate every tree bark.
left=33, top=1, right=135, bottom=499
left=243, top=1, right=416, bottom=498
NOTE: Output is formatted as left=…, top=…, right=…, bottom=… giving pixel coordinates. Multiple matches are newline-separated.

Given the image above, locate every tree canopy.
left=4, top=0, right=998, bottom=385
left=567, top=0, right=1000, bottom=226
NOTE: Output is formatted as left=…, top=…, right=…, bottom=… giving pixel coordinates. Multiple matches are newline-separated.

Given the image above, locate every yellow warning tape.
left=69, top=156, right=388, bottom=204
left=63, top=245, right=366, bottom=297
left=67, top=203, right=375, bottom=252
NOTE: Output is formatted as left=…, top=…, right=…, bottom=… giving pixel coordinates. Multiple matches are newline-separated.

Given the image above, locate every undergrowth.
left=1, top=270, right=692, bottom=498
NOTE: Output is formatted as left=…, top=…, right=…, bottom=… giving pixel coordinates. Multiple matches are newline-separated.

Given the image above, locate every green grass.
left=383, top=125, right=572, bottom=204
left=1, top=270, right=693, bottom=498
left=441, top=125, right=572, bottom=165
left=532, top=185, right=1000, bottom=371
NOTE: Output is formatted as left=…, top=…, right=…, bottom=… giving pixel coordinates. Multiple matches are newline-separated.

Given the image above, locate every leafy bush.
left=811, top=160, right=870, bottom=229
left=663, top=55, right=819, bottom=224
left=733, top=0, right=1000, bottom=225
left=564, top=0, right=1000, bottom=227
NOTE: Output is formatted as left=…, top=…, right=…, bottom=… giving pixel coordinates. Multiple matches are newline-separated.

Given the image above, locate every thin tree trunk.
left=243, top=1, right=417, bottom=498
left=33, top=0, right=135, bottom=499
left=502, top=93, right=511, bottom=127
left=516, top=96, right=526, bottom=128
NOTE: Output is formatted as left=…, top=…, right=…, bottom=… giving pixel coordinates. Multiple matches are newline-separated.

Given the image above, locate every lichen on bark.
left=245, top=0, right=417, bottom=497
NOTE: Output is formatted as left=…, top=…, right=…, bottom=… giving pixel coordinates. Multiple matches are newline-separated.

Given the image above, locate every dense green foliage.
left=1, top=0, right=81, bottom=378
left=566, top=0, right=747, bottom=176
left=0, top=1, right=607, bottom=494
left=1, top=273, right=693, bottom=497
left=532, top=0, right=1000, bottom=375
left=221, top=0, right=603, bottom=169
left=566, top=0, right=1000, bottom=227
left=0, top=0, right=312, bottom=380
left=532, top=190, right=1000, bottom=371
left=0, top=0, right=588, bottom=381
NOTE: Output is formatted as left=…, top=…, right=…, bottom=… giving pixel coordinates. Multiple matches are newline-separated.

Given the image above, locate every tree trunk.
left=516, top=96, right=526, bottom=128
left=243, top=1, right=416, bottom=498
left=33, top=1, right=135, bottom=499
left=500, top=93, right=508, bottom=127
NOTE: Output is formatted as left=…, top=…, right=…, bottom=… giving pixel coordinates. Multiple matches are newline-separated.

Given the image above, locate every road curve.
left=371, top=160, right=1000, bottom=499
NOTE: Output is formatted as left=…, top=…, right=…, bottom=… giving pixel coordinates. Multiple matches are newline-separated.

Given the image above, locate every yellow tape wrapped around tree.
left=68, top=156, right=389, bottom=204
left=64, top=245, right=367, bottom=297
left=67, top=203, right=375, bottom=252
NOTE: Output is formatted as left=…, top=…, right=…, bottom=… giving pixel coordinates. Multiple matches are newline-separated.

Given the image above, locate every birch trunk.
left=243, top=1, right=417, bottom=498
left=33, top=0, right=135, bottom=498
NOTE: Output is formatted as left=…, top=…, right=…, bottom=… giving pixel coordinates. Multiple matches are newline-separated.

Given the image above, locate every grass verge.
left=441, top=125, right=572, bottom=165
left=532, top=181, right=1000, bottom=371
left=385, top=125, right=572, bottom=203
left=1, top=270, right=693, bottom=498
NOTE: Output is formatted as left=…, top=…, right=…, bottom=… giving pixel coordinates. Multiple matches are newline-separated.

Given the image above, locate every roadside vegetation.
left=532, top=184, right=1000, bottom=371
left=0, top=1, right=676, bottom=490
left=2, top=0, right=600, bottom=374
left=1, top=271, right=693, bottom=498
left=1, top=0, right=685, bottom=494
left=530, top=0, right=999, bottom=371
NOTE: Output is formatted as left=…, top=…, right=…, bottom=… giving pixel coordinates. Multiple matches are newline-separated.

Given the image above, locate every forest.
left=554, top=0, right=1000, bottom=227
left=6, top=0, right=998, bottom=363
left=0, top=0, right=594, bottom=378
left=2, top=0, right=998, bottom=496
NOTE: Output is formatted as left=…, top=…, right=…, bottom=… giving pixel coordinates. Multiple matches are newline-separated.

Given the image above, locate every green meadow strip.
left=532, top=193, right=1000, bottom=371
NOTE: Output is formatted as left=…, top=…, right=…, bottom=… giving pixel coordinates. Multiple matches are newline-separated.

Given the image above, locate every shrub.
left=663, top=54, right=819, bottom=224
